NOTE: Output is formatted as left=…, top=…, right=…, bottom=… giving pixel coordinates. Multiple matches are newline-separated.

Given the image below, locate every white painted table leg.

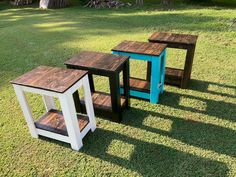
left=82, top=75, right=96, bottom=132
left=59, top=94, right=83, bottom=151
left=42, top=95, right=56, bottom=111
left=13, top=85, right=38, bottom=138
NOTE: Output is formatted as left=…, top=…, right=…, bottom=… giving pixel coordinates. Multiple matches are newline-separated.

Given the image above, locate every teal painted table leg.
left=150, top=56, right=161, bottom=104
left=160, top=49, right=167, bottom=94
left=112, top=50, right=166, bottom=104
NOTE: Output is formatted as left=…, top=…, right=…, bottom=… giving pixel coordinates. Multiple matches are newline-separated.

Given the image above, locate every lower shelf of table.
left=35, top=109, right=89, bottom=136
left=80, top=91, right=126, bottom=112
left=165, top=67, right=184, bottom=86
left=121, top=77, right=150, bottom=93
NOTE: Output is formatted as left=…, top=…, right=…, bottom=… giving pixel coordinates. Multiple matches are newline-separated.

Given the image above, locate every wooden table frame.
left=148, top=33, right=198, bottom=89
left=66, top=59, right=130, bottom=123
left=12, top=74, right=96, bottom=151
left=112, top=41, right=167, bottom=104
left=112, top=50, right=166, bottom=104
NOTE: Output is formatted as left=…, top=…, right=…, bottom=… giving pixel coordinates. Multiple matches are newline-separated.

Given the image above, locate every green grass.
left=0, top=2, right=236, bottom=176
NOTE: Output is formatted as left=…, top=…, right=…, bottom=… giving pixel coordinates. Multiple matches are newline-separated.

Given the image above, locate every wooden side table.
left=65, top=51, right=130, bottom=123
left=148, top=32, right=198, bottom=89
left=112, top=40, right=167, bottom=104
left=11, top=66, right=96, bottom=151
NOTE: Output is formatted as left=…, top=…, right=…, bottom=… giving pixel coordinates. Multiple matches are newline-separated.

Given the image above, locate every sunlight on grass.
left=33, top=22, right=79, bottom=32
left=2, top=15, right=24, bottom=22
left=1, top=2, right=236, bottom=176
left=106, top=140, right=135, bottom=160
left=142, top=116, right=173, bottom=132
left=106, top=123, right=236, bottom=176
left=179, top=96, right=207, bottom=111
left=166, top=48, right=187, bottom=69
left=208, top=84, right=236, bottom=96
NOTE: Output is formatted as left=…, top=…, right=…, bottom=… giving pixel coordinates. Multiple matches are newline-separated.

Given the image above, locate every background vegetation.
left=0, top=1, right=236, bottom=176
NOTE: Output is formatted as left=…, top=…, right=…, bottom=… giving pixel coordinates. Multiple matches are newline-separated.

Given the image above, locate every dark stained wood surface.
left=80, top=91, right=126, bottom=111
left=11, top=66, right=87, bottom=93
left=149, top=32, right=198, bottom=45
left=121, top=77, right=150, bottom=93
left=65, top=51, right=129, bottom=72
left=35, top=109, right=89, bottom=136
left=112, top=40, right=167, bottom=56
left=165, top=67, right=184, bottom=79
left=148, top=32, right=198, bottom=88
left=165, top=67, right=183, bottom=86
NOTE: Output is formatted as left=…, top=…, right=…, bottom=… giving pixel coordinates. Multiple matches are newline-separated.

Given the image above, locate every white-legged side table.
left=11, top=66, right=96, bottom=151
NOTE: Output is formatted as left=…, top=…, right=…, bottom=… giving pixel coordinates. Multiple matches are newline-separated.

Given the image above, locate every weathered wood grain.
left=35, top=109, right=89, bottom=136
left=121, top=77, right=150, bottom=93
left=11, top=66, right=87, bottom=93
left=149, top=32, right=198, bottom=45
left=148, top=32, right=198, bottom=88
left=80, top=92, right=126, bottom=111
left=112, top=40, right=167, bottom=56
left=65, top=51, right=129, bottom=72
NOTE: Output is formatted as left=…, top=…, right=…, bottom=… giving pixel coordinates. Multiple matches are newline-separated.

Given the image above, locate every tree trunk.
left=11, top=0, right=32, bottom=6
left=161, top=0, right=172, bottom=5
left=136, top=0, right=143, bottom=6
left=40, top=0, right=68, bottom=9
left=84, top=0, right=130, bottom=8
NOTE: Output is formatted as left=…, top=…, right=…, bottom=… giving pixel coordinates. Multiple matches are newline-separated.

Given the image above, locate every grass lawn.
left=0, top=2, right=236, bottom=176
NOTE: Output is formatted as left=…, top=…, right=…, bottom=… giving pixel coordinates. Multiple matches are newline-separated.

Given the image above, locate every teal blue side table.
left=112, top=41, right=167, bottom=104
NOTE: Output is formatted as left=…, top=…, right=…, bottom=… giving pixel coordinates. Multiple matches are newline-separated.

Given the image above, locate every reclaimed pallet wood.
left=35, top=109, right=89, bottom=136
left=11, top=66, right=87, bottom=93
left=65, top=51, right=128, bottom=73
left=80, top=91, right=126, bottom=111
left=65, top=51, right=130, bottom=122
left=148, top=32, right=198, bottom=89
left=120, top=77, right=150, bottom=93
left=112, top=40, right=167, bottom=104
left=112, top=40, right=167, bottom=56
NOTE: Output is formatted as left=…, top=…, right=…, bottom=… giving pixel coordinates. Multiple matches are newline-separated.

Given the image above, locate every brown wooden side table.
left=148, top=32, right=198, bottom=89
left=65, top=51, right=130, bottom=123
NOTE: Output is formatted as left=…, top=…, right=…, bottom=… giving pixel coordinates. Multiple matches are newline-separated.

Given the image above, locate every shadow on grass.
left=80, top=128, right=228, bottom=176
left=37, top=102, right=231, bottom=176
left=0, top=2, right=11, bottom=11
left=0, top=5, right=231, bottom=85
left=122, top=107, right=236, bottom=158
left=189, top=79, right=236, bottom=99
left=161, top=90, right=236, bottom=123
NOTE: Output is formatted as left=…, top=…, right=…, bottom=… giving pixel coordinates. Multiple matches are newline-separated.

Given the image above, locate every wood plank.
left=35, top=109, right=89, bottom=136
left=112, top=41, right=167, bottom=56
left=149, top=32, right=198, bottom=45
left=65, top=51, right=129, bottom=72
left=164, top=67, right=184, bottom=86
left=11, top=66, right=87, bottom=93
left=121, top=77, right=150, bottom=93
left=165, top=67, right=184, bottom=79
left=149, top=32, right=198, bottom=88
left=80, top=91, right=126, bottom=111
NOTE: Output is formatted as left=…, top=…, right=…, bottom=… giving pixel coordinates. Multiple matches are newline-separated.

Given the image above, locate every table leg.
left=72, top=91, right=84, bottom=113
left=109, top=73, right=122, bottom=122
left=88, top=74, right=95, bottom=93
left=13, top=85, right=38, bottom=138
left=160, top=49, right=167, bottom=93
left=146, top=61, right=151, bottom=82
left=59, top=93, right=83, bottom=151
left=123, top=60, right=130, bottom=109
left=150, top=57, right=161, bottom=104
left=82, top=75, right=96, bottom=132
left=42, top=95, right=56, bottom=112
left=182, top=45, right=196, bottom=89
